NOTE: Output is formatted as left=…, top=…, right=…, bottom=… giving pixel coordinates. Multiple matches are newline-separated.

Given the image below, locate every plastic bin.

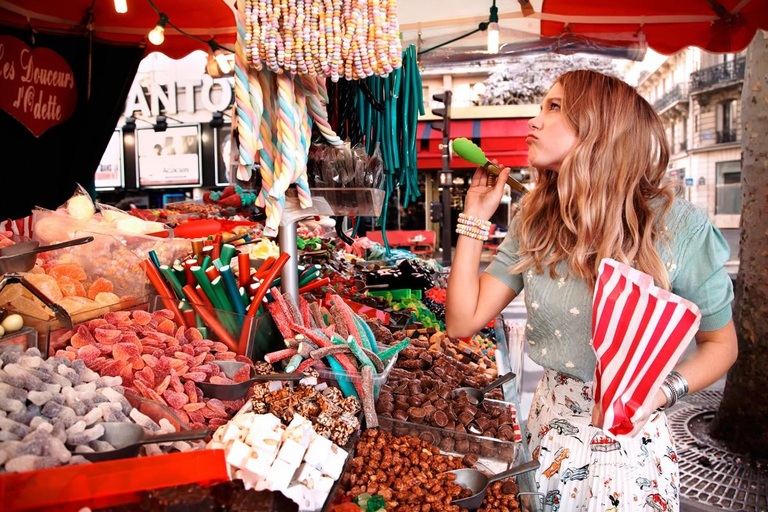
left=0, top=449, right=228, bottom=512
left=313, top=351, right=398, bottom=400
left=150, top=296, right=281, bottom=361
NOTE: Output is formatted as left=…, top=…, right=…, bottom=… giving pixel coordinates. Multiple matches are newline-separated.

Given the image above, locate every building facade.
left=637, top=49, right=746, bottom=229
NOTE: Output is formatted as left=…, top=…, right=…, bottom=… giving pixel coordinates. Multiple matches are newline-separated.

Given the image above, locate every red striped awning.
left=416, top=118, right=530, bottom=170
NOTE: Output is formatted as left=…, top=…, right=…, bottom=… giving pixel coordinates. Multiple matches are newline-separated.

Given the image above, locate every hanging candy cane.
left=235, top=0, right=257, bottom=181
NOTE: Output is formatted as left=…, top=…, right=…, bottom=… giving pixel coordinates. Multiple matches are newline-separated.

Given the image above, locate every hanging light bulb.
left=487, top=22, right=499, bottom=54
left=114, top=0, right=128, bottom=14
left=148, top=14, right=168, bottom=45
left=487, top=0, right=500, bottom=54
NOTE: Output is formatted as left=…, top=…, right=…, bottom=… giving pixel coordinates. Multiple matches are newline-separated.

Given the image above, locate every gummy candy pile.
left=52, top=309, right=252, bottom=431
left=0, top=347, right=202, bottom=473
left=0, top=261, right=133, bottom=321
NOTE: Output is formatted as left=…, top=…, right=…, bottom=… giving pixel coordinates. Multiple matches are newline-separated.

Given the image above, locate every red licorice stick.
left=266, top=301, right=294, bottom=339
left=299, top=296, right=314, bottom=327
left=295, top=357, right=318, bottom=373
left=298, top=277, right=330, bottom=294
left=246, top=253, right=289, bottom=318
left=248, top=281, right=261, bottom=297
left=238, top=252, right=251, bottom=287
left=183, top=259, right=198, bottom=286
left=196, top=285, right=215, bottom=309
left=140, top=260, right=187, bottom=328
left=205, top=265, right=219, bottom=281
left=264, top=347, right=299, bottom=364
left=182, top=307, right=196, bottom=327
left=182, top=285, right=238, bottom=352
left=331, top=294, right=362, bottom=346
left=289, top=323, right=363, bottom=395
left=270, top=286, right=300, bottom=326
left=239, top=252, right=291, bottom=353
left=212, top=234, right=222, bottom=260
left=256, top=256, right=276, bottom=278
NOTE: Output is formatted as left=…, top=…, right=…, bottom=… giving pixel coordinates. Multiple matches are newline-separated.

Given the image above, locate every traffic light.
left=431, top=91, right=452, bottom=136
left=430, top=201, right=443, bottom=222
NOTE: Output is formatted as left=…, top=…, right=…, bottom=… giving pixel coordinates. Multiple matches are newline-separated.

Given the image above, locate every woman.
left=446, top=70, right=737, bottom=511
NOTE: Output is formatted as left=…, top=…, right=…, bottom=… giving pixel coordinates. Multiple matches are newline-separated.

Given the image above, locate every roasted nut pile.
left=377, top=346, right=520, bottom=460
left=250, top=371, right=360, bottom=446
left=341, top=429, right=471, bottom=511
left=478, top=479, right=521, bottom=512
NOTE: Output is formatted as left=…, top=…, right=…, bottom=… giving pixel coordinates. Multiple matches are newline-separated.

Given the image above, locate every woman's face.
left=526, top=83, right=577, bottom=172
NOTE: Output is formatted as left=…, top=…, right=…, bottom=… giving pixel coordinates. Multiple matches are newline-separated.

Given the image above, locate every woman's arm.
left=446, top=165, right=517, bottom=338
left=665, top=320, right=738, bottom=399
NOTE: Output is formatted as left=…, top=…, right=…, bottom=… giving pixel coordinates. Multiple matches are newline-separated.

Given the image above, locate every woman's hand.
left=463, top=161, right=511, bottom=221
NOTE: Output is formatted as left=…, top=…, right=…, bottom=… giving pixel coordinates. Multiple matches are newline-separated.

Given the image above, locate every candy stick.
left=298, top=269, right=320, bottom=288
left=264, top=347, right=298, bottom=364
left=238, top=253, right=251, bottom=287
left=220, top=266, right=247, bottom=317
left=352, top=315, right=373, bottom=352
left=255, top=71, right=276, bottom=212
left=148, top=250, right=162, bottom=271
left=280, top=291, right=304, bottom=328
left=298, top=296, right=315, bottom=328
left=182, top=285, right=238, bottom=352
left=299, top=75, right=344, bottom=147
left=308, top=301, right=327, bottom=328
left=191, top=267, right=221, bottom=310
left=330, top=295, right=362, bottom=346
left=246, top=252, right=289, bottom=317
left=343, top=335, right=376, bottom=373
left=284, top=353, right=304, bottom=373
left=255, top=256, right=277, bottom=277
left=310, top=344, right=384, bottom=373
left=361, top=366, right=377, bottom=428
left=377, top=338, right=411, bottom=361
left=140, top=260, right=187, bottom=328
left=295, top=357, right=320, bottom=373
left=205, top=265, right=219, bottom=282
left=160, top=265, right=185, bottom=300
left=191, top=240, right=204, bottom=260
left=298, top=277, right=330, bottom=294
left=184, top=259, right=198, bottom=286
left=220, top=244, right=236, bottom=266
left=234, top=9, right=257, bottom=181
left=357, top=313, right=380, bottom=353
left=239, top=287, right=249, bottom=308
left=196, top=285, right=215, bottom=309
left=266, top=301, right=295, bottom=340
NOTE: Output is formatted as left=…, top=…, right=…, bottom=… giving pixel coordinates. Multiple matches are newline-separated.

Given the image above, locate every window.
left=716, top=160, right=742, bottom=215
left=717, top=100, right=736, bottom=143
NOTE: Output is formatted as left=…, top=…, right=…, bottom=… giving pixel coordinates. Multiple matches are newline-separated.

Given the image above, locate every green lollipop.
left=452, top=138, right=527, bottom=194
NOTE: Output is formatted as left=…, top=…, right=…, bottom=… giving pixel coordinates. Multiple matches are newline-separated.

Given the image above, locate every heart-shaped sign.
left=0, top=35, right=78, bottom=137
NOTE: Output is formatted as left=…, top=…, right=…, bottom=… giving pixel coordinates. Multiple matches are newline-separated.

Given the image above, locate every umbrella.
left=0, top=0, right=236, bottom=58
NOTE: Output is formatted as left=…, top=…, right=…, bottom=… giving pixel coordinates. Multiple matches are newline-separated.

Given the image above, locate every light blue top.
left=485, top=198, right=733, bottom=382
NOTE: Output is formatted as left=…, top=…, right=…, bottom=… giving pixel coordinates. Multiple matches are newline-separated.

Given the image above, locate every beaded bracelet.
left=458, top=213, right=491, bottom=228
left=456, top=224, right=489, bottom=237
left=456, top=226, right=489, bottom=241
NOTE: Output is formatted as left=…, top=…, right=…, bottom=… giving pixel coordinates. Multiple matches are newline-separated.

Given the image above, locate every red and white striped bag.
left=592, top=258, right=701, bottom=437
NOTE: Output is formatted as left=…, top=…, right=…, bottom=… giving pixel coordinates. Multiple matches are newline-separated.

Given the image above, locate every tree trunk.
left=709, top=31, right=768, bottom=456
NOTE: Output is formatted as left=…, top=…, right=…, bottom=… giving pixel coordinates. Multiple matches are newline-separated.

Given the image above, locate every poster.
left=0, top=35, right=78, bottom=137
left=136, top=124, right=201, bottom=188
left=94, top=130, right=123, bottom=189
left=214, top=123, right=233, bottom=186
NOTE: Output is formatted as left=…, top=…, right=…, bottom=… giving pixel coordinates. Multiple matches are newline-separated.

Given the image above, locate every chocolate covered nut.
left=502, top=480, right=518, bottom=495
left=459, top=412, right=474, bottom=426
left=393, top=409, right=409, bottom=421
left=432, top=410, right=449, bottom=428
left=408, top=407, right=426, bottom=424
left=434, top=399, right=450, bottom=411
left=440, top=437, right=455, bottom=452
left=462, top=453, right=479, bottom=467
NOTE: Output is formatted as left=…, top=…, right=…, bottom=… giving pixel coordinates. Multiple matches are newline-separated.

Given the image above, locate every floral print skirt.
left=526, top=370, right=679, bottom=512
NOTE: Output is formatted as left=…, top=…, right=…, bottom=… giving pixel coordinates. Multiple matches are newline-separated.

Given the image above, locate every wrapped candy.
left=592, top=259, right=701, bottom=437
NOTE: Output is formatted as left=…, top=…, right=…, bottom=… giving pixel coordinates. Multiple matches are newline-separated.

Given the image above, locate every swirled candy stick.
left=377, top=338, right=411, bottom=361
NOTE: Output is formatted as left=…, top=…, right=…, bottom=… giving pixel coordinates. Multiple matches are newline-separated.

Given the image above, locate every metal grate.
left=668, top=390, right=768, bottom=511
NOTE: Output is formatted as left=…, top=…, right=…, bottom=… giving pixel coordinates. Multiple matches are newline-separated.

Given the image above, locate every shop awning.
left=416, top=119, right=530, bottom=170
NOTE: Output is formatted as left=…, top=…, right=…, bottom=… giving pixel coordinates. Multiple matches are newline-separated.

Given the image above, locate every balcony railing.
left=654, top=83, right=688, bottom=112
left=716, top=130, right=738, bottom=144
left=690, top=57, right=746, bottom=92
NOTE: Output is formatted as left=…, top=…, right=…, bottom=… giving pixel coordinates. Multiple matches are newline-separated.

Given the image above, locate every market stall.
left=1, top=0, right=767, bottom=511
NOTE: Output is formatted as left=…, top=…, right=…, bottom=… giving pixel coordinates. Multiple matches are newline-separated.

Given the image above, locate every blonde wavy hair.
left=511, top=69, right=676, bottom=289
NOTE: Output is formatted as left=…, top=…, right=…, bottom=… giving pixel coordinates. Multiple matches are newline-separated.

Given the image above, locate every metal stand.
left=278, top=222, right=299, bottom=304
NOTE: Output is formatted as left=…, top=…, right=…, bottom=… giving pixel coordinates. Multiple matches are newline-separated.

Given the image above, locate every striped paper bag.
left=592, top=258, right=701, bottom=436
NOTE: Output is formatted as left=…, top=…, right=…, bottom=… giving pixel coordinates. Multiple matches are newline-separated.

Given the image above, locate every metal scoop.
left=0, top=236, right=94, bottom=274
left=448, top=460, right=541, bottom=510
left=452, top=371, right=516, bottom=404
left=194, top=360, right=306, bottom=401
left=74, top=422, right=210, bottom=462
